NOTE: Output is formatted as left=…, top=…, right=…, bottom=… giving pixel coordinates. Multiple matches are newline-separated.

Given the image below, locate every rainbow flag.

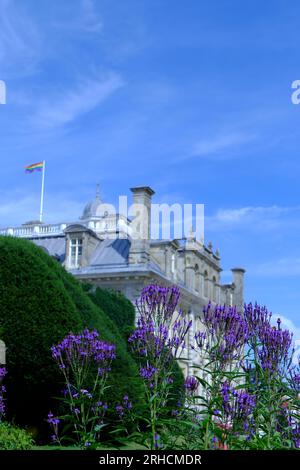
left=25, top=161, right=44, bottom=173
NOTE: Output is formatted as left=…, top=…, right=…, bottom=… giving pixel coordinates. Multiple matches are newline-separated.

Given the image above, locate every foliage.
left=0, top=422, right=34, bottom=450
left=2, top=236, right=299, bottom=452
left=83, top=285, right=135, bottom=339
left=0, top=236, right=84, bottom=427
left=178, top=301, right=300, bottom=450
left=0, top=236, right=142, bottom=430
left=127, top=284, right=191, bottom=449
left=112, top=290, right=300, bottom=451
left=49, top=329, right=116, bottom=448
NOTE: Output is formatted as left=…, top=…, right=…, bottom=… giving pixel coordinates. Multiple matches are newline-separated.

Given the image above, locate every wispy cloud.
left=53, top=0, right=102, bottom=34
left=80, top=0, right=102, bottom=32
left=31, top=72, right=124, bottom=129
left=179, top=131, right=256, bottom=161
left=0, top=0, right=40, bottom=77
left=0, top=191, right=84, bottom=227
left=207, top=205, right=300, bottom=232
left=249, top=257, right=300, bottom=278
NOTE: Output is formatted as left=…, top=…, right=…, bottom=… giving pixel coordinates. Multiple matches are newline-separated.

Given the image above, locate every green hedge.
left=83, top=285, right=136, bottom=339
left=0, top=237, right=142, bottom=431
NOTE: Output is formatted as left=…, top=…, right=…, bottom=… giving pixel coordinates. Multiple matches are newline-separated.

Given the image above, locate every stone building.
left=0, top=186, right=245, bottom=376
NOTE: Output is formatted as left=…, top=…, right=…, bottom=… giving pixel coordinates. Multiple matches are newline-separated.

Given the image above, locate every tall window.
left=70, top=238, right=83, bottom=268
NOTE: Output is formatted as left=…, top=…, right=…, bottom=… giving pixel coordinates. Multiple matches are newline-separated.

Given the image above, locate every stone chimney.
left=231, top=267, right=246, bottom=313
left=129, top=186, right=155, bottom=264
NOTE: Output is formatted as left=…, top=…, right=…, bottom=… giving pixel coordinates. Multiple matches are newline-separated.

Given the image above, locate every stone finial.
left=188, top=226, right=195, bottom=240
left=215, top=248, right=220, bottom=258
left=96, top=183, right=100, bottom=200
left=207, top=241, right=213, bottom=251
left=231, top=268, right=246, bottom=313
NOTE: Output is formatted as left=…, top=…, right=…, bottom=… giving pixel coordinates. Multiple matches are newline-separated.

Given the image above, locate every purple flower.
left=244, top=302, right=272, bottom=337
left=47, top=411, right=60, bottom=443
left=199, top=303, right=249, bottom=365
left=80, top=389, right=93, bottom=399
left=51, top=329, right=116, bottom=374
left=140, top=365, right=157, bottom=381
left=116, top=404, right=124, bottom=417
left=47, top=411, right=60, bottom=425
left=184, top=376, right=198, bottom=394
left=257, top=324, right=293, bottom=374
left=220, top=381, right=256, bottom=433
left=194, top=331, right=206, bottom=349
left=288, top=364, right=300, bottom=393
left=128, top=284, right=192, bottom=448
left=0, top=368, right=6, bottom=420
left=129, top=285, right=191, bottom=377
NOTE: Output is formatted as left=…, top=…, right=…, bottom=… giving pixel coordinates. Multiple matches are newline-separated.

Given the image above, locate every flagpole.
left=39, top=161, right=46, bottom=223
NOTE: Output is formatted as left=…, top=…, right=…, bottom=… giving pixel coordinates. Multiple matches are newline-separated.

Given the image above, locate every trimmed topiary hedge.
left=0, top=236, right=143, bottom=432
left=83, top=285, right=136, bottom=339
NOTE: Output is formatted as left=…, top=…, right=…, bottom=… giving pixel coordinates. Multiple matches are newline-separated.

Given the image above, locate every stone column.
left=129, top=187, right=155, bottom=264
left=231, top=267, right=246, bottom=313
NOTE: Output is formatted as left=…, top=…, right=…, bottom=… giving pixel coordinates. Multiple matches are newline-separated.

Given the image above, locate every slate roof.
left=32, top=236, right=66, bottom=262
left=89, top=239, right=130, bottom=266
left=31, top=235, right=165, bottom=277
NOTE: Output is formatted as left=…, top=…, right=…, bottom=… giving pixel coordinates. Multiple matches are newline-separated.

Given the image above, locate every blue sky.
left=0, top=0, right=300, bottom=342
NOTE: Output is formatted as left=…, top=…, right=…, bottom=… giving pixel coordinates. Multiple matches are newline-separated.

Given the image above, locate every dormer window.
left=70, top=238, right=83, bottom=268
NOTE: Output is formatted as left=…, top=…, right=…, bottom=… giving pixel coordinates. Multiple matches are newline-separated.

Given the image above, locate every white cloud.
left=214, top=205, right=287, bottom=223
left=0, top=191, right=84, bottom=227
left=53, top=0, right=103, bottom=33
left=190, top=131, right=256, bottom=159
left=31, top=73, right=124, bottom=129
left=206, top=205, right=300, bottom=232
left=0, top=0, right=40, bottom=76
left=249, top=257, right=300, bottom=277
left=80, top=0, right=102, bottom=33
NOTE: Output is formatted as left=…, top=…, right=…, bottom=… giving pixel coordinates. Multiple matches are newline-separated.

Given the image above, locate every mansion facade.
left=0, top=186, right=245, bottom=376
